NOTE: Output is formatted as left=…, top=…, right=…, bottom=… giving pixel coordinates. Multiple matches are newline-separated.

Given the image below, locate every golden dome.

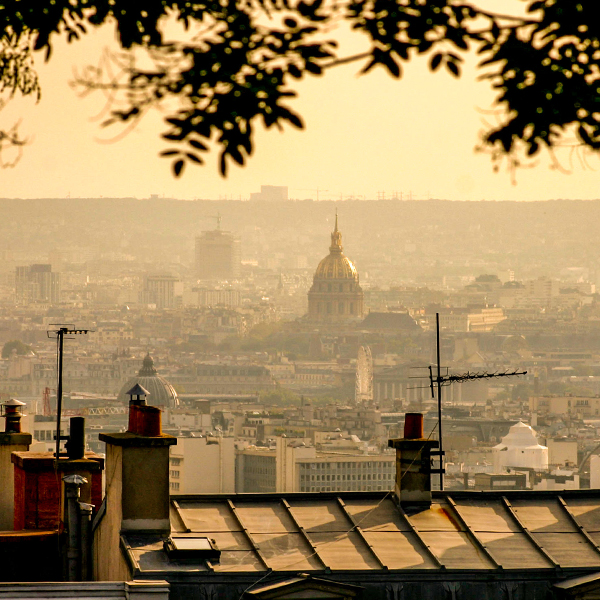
left=315, top=254, right=359, bottom=280
left=313, top=212, right=359, bottom=281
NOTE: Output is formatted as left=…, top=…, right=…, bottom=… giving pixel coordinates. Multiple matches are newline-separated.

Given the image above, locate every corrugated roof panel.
left=509, top=500, right=578, bottom=533
left=252, top=532, right=323, bottom=571
left=342, top=499, right=410, bottom=532
left=419, top=531, right=492, bottom=569
left=361, top=531, right=437, bottom=569
left=563, top=498, right=600, bottom=532
left=310, top=532, right=380, bottom=570
left=476, top=531, right=553, bottom=569
left=405, top=501, right=464, bottom=532
left=286, top=500, right=353, bottom=532
left=532, top=532, right=600, bottom=568
left=450, top=499, right=520, bottom=533
left=178, top=501, right=240, bottom=532
left=208, top=531, right=252, bottom=551
left=233, top=502, right=298, bottom=534
left=211, top=550, right=264, bottom=572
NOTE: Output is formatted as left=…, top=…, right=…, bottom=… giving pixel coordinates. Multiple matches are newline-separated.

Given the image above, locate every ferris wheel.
left=355, top=345, right=373, bottom=404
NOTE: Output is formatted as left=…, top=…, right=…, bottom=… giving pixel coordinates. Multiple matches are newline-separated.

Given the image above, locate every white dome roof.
left=494, top=421, right=545, bottom=450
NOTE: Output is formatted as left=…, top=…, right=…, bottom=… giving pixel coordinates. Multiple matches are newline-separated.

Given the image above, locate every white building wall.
left=170, top=437, right=235, bottom=493
left=591, top=455, right=600, bottom=489
left=547, top=439, right=578, bottom=467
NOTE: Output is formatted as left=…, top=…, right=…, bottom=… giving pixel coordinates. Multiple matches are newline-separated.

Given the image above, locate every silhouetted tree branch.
left=1, top=0, right=599, bottom=177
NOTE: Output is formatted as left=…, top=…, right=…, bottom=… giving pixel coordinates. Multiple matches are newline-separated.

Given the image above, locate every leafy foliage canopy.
left=0, top=0, right=599, bottom=175
left=2, top=339, right=33, bottom=359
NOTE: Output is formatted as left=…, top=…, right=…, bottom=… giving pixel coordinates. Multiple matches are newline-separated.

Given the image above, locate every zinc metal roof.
left=125, top=490, right=600, bottom=575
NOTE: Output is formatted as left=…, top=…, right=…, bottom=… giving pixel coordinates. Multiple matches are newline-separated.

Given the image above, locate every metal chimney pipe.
left=63, top=474, right=87, bottom=582
left=67, top=417, right=86, bottom=460
left=79, top=502, right=93, bottom=581
left=2, top=398, right=26, bottom=433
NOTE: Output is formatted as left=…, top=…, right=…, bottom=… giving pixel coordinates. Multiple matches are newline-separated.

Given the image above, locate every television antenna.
left=47, top=325, right=91, bottom=463
left=412, top=313, right=527, bottom=490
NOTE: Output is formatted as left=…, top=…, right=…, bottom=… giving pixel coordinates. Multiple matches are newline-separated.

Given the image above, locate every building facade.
left=195, top=229, right=241, bottom=280
left=237, top=437, right=395, bottom=493
left=140, top=274, right=182, bottom=309
left=15, top=264, right=61, bottom=305
left=169, top=436, right=235, bottom=494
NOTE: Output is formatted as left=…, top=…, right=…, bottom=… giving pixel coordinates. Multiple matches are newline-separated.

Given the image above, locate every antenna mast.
left=428, top=312, right=527, bottom=491
left=436, top=313, right=443, bottom=490
left=47, top=326, right=89, bottom=463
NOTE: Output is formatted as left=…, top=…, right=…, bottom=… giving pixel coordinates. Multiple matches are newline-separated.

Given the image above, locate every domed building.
left=492, top=421, right=548, bottom=472
left=117, top=354, right=179, bottom=408
left=307, top=214, right=364, bottom=322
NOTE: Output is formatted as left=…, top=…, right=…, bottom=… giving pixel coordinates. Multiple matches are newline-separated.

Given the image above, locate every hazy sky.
left=1, top=15, right=599, bottom=202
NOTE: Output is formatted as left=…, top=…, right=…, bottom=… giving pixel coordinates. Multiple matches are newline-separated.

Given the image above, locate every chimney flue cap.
left=403, top=413, right=424, bottom=439
left=2, top=398, right=26, bottom=408
left=2, top=398, right=26, bottom=433
left=126, top=383, right=150, bottom=404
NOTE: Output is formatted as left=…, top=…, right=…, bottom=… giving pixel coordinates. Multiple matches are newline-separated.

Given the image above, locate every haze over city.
left=6, top=0, right=600, bottom=596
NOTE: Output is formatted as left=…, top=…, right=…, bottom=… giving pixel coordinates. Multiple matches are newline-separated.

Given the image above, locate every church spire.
left=330, top=209, right=343, bottom=253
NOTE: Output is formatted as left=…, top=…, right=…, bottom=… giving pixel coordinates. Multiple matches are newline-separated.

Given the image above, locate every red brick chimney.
left=11, top=450, right=103, bottom=531
left=9, top=414, right=103, bottom=531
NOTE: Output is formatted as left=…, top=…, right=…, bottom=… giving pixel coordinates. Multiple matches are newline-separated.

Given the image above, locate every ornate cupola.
left=307, top=212, right=364, bottom=323
left=117, top=354, right=179, bottom=408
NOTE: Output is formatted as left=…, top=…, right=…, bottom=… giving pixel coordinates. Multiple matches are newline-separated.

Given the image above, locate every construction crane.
left=43, top=386, right=52, bottom=416
left=294, top=188, right=329, bottom=201
left=42, top=387, right=117, bottom=417
left=204, top=212, right=222, bottom=230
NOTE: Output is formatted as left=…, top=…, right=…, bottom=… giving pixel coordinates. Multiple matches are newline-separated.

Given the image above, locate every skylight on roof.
left=164, top=536, right=221, bottom=561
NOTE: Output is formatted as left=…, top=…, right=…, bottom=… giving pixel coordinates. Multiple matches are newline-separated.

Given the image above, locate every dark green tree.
left=1, top=1, right=599, bottom=175
left=1, top=339, right=33, bottom=359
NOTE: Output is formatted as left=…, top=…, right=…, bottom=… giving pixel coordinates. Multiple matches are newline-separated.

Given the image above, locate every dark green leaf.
left=173, top=159, right=185, bottom=177
left=430, top=52, right=443, bottom=72
left=446, top=60, right=460, bottom=77
left=186, top=152, right=203, bottom=164
left=189, top=139, right=208, bottom=151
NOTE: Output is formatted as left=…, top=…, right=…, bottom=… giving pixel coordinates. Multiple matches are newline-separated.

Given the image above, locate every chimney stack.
left=388, top=413, right=438, bottom=509
left=12, top=416, right=103, bottom=531
left=0, top=399, right=32, bottom=530
left=95, top=387, right=176, bottom=580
